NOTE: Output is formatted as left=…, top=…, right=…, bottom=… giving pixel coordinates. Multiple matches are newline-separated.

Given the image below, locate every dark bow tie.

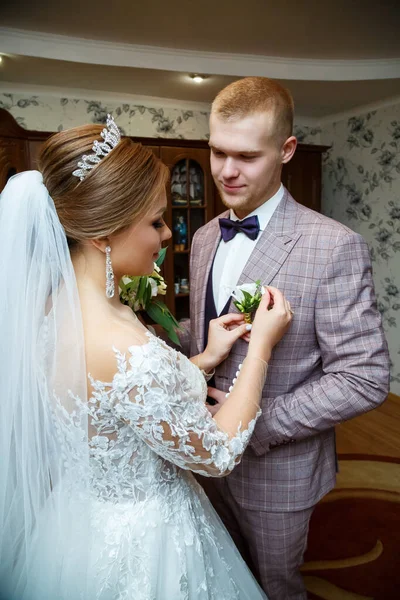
left=219, top=215, right=260, bottom=242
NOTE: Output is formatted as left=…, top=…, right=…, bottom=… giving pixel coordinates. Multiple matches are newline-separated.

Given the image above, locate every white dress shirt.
left=213, top=184, right=284, bottom=314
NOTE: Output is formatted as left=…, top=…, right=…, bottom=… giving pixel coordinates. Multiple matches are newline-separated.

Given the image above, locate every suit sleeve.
left=249, top=232, right=390, bottom=456
left=177, top=318, right=191, bottom=357
left=176, top=228, right=203, bottom=357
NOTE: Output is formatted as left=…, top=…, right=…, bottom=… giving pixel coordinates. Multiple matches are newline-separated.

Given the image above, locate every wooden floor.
left=304, top=393, right=400, bottom=599
left=335, top=392, right=400, bottom=458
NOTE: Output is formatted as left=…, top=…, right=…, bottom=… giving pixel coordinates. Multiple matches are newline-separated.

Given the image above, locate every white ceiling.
left=2, top=0, right=400, bottom=59
left=1, top=0, right=400, bottom=120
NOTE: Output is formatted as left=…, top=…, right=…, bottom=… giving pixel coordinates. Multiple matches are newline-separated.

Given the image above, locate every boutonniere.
left=119, top=247, right=181, bottom=345
left=231, top=281, right=265, bottom=323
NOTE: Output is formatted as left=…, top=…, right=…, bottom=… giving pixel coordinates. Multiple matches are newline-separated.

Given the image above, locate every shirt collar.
left=230, top=183, right=284, bottom=231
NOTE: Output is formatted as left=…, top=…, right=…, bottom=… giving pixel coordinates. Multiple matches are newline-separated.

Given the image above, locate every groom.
left=179, top=77, right=390, bottom=599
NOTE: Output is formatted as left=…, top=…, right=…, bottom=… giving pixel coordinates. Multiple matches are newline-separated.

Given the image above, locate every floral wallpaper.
left=322, top=104, right=400, bottom=394
left=293, top=124, right=321, bottom=144
left=0, top=91, right=321, bottom=144
left=0, top=92, right=210, bottom=139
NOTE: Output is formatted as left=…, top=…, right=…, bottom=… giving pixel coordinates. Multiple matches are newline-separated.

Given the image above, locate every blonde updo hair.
left=38, top=125, right=169, bottom=247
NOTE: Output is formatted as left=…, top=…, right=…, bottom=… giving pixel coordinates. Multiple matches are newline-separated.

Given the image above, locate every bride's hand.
left=201, top=314, right=251, bottom=370
left=248, top=286, right=293, bottom=363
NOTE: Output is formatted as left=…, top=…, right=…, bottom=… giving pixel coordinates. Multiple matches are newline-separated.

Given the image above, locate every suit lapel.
left=193, top=212, right=228, bottom=350
left=230, top=190, right=302, bottom=310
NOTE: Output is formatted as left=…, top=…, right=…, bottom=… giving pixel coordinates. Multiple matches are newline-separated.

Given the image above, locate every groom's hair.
left=211, top=77, right=294, bottom=144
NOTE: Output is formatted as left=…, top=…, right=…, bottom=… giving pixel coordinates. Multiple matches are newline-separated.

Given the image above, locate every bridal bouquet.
left=119, top=248, right=181, bottom=345
left=231, top=280, right=265, bottom=323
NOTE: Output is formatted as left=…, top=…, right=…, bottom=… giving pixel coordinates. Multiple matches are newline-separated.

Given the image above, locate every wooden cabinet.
left=282, top=144, right=327, bottom=213
left=160, top=146, right=215, bottom=320
left=0, top=136, right=26, bottom=190
left=0, top=108, right=328, bottom=321
left=0, top=112, right=29, bottom=190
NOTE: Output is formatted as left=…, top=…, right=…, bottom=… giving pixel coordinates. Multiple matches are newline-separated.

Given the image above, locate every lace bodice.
left=75, top=333, right=259, bottom=504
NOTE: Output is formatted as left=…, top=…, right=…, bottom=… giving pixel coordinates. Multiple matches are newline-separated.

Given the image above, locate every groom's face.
left=209, top=111, right=285, bottom=219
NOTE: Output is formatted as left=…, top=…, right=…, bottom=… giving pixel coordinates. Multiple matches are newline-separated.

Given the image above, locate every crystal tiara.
left=72, top=114, right=121, bottom=181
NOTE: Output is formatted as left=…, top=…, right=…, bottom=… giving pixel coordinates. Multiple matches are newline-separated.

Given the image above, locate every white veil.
left=0, top=171, right=91, bottom=599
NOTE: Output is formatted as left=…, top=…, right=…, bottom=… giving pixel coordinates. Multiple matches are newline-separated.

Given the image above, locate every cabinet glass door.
left=170, top=158, right=206, bottom=320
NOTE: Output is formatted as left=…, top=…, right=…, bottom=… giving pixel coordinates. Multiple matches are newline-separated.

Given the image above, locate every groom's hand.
left=206, top=386, right=228, bottom=416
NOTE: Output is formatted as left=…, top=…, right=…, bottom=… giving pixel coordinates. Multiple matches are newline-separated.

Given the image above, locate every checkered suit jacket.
left=180, top=188, right=390, bottom=511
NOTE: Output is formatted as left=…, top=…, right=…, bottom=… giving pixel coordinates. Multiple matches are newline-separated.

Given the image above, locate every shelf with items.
left=161, top=146, right=215, bottom=321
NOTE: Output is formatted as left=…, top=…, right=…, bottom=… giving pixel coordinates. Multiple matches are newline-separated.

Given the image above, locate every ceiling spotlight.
left=0, top=56, right=3, bottom=64
left=189, top=74, right=208, bottom=83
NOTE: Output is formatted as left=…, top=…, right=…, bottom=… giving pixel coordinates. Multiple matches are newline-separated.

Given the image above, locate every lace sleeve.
left=103, top=335, right=260, bottom=477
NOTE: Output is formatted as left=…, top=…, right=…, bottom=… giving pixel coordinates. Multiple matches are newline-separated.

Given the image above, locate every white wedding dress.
left=31, top=331, right=267, bottom=600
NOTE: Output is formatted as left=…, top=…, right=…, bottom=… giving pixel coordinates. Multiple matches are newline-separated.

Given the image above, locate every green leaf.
left=241, top=290, right=253, bottom=303
left=233, top=301, right=245, bottom=312
left=165, top=326, right=181, bottom=346
left=156, top=299, right=180, bottom=327
left=146, top=300, right=182, bottom=334
left=137, top=276, right=148, bottom=301
left=146, top=301, right=166, bottom=325
left=124, top=276, right=139, bottom=294
left=119, top=279, right=128, bottom=293
left=143, top=280, right=152, bottom=308
left=155, top=247, right=168, bottom=267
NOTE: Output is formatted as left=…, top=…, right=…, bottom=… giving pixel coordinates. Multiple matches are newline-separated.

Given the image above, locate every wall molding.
left=1, top=27, right=400, bottom=82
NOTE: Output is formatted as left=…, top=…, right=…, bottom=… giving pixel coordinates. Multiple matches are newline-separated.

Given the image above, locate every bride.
left=0, top=116, right=292, bottom=600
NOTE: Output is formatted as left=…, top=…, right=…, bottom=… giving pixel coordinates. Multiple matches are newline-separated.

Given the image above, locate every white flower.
left=153, top=262, right=161, bottom=273
left=231, top=282, right=265, bottom=303
left=149, top=278, right=159, bottom=297
left=157, top=280, right=167, bottom=295
left=121, top=276, right=132, bottom=285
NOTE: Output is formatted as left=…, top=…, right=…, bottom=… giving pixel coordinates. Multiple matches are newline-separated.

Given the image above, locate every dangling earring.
left=105, top=245, right=115, bottom=298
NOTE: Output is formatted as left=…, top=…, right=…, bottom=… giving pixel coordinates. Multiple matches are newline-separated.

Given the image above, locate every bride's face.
left=110, top=190, right=171, bottom=278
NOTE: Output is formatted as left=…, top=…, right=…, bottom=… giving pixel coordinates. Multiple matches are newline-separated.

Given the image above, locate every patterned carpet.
left=302, top=455, right=400, bottom=599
